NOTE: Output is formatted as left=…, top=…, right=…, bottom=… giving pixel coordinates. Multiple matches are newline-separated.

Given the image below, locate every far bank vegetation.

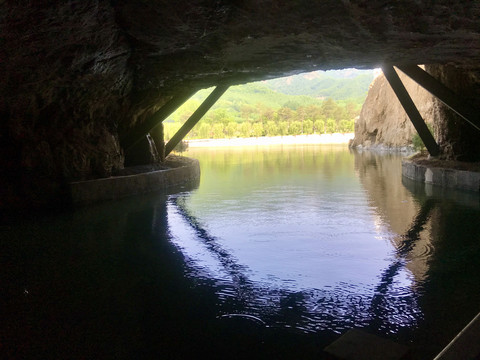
left=163, top=71, right=374, bottom=140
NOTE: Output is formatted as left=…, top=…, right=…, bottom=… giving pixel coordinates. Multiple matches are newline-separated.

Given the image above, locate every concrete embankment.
left=402, top=157, right=480, bottom=193
left=69, top=155, right=200, bottom=207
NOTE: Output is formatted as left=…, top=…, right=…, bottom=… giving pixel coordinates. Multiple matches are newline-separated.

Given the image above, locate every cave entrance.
left=121, top=65, right=479, bottom=164
left=121, top=68, right=375, bottom=165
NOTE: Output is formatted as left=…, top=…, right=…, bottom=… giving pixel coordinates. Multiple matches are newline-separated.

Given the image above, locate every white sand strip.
left=186, top=133, right=354, bottom=147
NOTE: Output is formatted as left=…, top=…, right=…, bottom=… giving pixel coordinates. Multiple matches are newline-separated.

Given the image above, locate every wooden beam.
left=165, top=85, right=229, bottom=156
left=396, top=65, right=480, bottom=131
left=121, top=89, right=196, bottom=151
left=382, top=65, right=440, bottom=156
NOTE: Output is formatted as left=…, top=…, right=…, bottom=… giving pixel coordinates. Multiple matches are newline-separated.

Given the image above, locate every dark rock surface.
left=426, top=65, right=480, bottom=161
left=1, top=1, right=480, bottom=209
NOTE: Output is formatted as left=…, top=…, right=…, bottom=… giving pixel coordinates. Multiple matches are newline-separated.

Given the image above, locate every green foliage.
left=264, top=70, right=374, bottom=103
left=304, top=119, right=314, bottom=134
left=212, top=123, right=224, bottom=139
left=288, top=121, right=302, bottom=135
left=326, top=119, right=337, bottom=133
left=412, top=124, right=434, bottom=151
left=240, top=122, right=252, bottom=137
left=278, top=121, right=289, bottom=136
left=265, top=121, right=278, bottom=136
left=252, top=123, right=264, bottom=137
left=412, top=133, right=424, bottom=151
left=225, top=122, right=238, bottom=138
left=314, top=119, right=325, bottom=134
left=338, top=120, right=354, bottom=133
left=163, top=70, right=371, bottom=140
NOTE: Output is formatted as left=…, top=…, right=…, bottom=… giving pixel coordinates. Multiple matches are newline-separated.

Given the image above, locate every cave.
left=1, top=0, right=480, bottom=212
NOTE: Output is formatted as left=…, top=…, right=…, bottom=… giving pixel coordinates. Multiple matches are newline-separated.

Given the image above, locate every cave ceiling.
left=113, top=0, right=480, bottom=91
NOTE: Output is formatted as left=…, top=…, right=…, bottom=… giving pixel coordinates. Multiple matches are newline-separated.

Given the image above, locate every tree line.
left=164, top=97, right=359, bottom=141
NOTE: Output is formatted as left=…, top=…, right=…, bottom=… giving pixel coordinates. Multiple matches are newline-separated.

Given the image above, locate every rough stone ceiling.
left=113, top=0, right=480, bottom=91
left=3, top=0, right=480, bottom=98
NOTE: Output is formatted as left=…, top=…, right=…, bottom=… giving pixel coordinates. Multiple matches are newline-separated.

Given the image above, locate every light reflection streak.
left=165, top=191, right=427, bottom=334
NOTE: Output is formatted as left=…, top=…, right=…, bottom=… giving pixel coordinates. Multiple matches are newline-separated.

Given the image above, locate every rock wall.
left=351, top=68, right=436, bottom=150
left=1, top=1, right=480, bottom=211
left=351, top=65, right=480, bottom=159
left=0, top=1, right=131, bottom=210
left=426, top=65, right=480, bottom=161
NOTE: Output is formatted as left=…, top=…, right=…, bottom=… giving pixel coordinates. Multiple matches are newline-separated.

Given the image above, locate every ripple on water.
left=202, top=275, right=423, bottom=336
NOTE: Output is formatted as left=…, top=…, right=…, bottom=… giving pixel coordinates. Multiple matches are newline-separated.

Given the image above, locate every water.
left=2, top=145, right=480, bottom=359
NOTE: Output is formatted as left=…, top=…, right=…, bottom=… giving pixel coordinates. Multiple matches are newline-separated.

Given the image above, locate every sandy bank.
left=186, top=133, right=354, bottom=147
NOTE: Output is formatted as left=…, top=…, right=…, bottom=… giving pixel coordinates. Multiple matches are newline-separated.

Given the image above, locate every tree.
left=345, top=101, right=359, bottom=120
left=314, top=119, right=325, bottom=134
left=240, top=103, right=256, bottom=121
left=321, top=98, right=337, bottom=119
left=276, top=106, right=294, bottom=122
left=225, top=122, right=238, bottom=138
left=212, top=123, right=225, bottom=138
left=211, top=109, right=234, bottom=126
left=239, top=121, right=253, bottom=137
left=164, top=122, right=181, bottom=140
left=326, top=119, right=337, bottom=133
left=333, top=106, right=346, bottom=125
left=252, top=122, right=264, bottom=137
left=278, top=121, right=289, bottom=136
left=303, top=119, right=314, bottom=134
left=289, top=121, right=302, bottom=135
left=265, top=121, right=278, bottom=136
left=283, top=100, right=300, bottom=110
left=295, top=106, right=307, bottom=123
left=197, top=122, right=211, bottom=139
left=338, top=120, right=354, bottom=133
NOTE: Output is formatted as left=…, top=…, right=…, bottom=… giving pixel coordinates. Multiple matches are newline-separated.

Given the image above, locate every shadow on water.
left=172, top=184, right=438, bottom=358
left=3, top=148, right=480, bottom=360
left=353, top=150, right=480, bottom=358
left=1, top=188, right=332, bottom=359
left=170, top=195, right=337, bottom=359
left=366, top=197, right=436, bottom=333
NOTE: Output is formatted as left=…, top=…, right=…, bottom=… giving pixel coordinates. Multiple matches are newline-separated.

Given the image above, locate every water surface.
left=3, top=145, right=480, bottom=359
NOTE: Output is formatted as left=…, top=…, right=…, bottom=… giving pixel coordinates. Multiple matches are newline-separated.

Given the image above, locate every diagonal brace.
left=165, top=85, right=229, bottom=156
left=120, top=89, right=196, bottom=151
left=396, top=65, right=480, bottom=132
left=383, top=65, right=440, bottom=156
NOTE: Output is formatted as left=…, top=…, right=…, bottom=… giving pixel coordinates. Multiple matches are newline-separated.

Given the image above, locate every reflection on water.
left=2, top=145, right=480, bottom=359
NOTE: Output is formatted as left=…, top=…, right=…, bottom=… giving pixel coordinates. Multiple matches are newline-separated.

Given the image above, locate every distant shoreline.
left=185, top=133, right=354, bottom=147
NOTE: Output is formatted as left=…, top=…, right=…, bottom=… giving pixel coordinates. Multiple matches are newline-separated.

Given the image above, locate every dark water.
left=2, top=145, right=480, bottom=359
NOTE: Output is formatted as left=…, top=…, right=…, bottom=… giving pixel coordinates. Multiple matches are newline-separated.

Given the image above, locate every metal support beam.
left=382, top=65, right=440, bottom=156
left=165, top=85, right=229, bottom=156
left=121, top=89, right=196, bottom=151
left=396, top=65, right=480, bottom=131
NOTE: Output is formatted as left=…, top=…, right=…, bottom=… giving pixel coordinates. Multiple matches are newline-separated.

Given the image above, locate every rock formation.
left=427, top=65, right=480, bottom=161
left=351, top=68, right=436, bottom=151
left=351, top=65, right=480, bottom=160
left=1, top=1, right=480, bottom=210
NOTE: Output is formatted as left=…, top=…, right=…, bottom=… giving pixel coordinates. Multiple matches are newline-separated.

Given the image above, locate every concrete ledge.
left=69, top=156, right=200, bottom=207
left=402, top=158, right=480, bottom=192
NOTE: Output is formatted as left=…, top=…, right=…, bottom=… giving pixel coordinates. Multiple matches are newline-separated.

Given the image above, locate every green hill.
left=163, top=69, right=375, bottom=140
left=192, top=82, right=321, bottom=111
left=262, top=69, right=375, bottom=103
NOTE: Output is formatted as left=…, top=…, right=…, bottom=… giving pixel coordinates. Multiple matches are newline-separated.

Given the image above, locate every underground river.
left=3, top=145, right=480, bottom=359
